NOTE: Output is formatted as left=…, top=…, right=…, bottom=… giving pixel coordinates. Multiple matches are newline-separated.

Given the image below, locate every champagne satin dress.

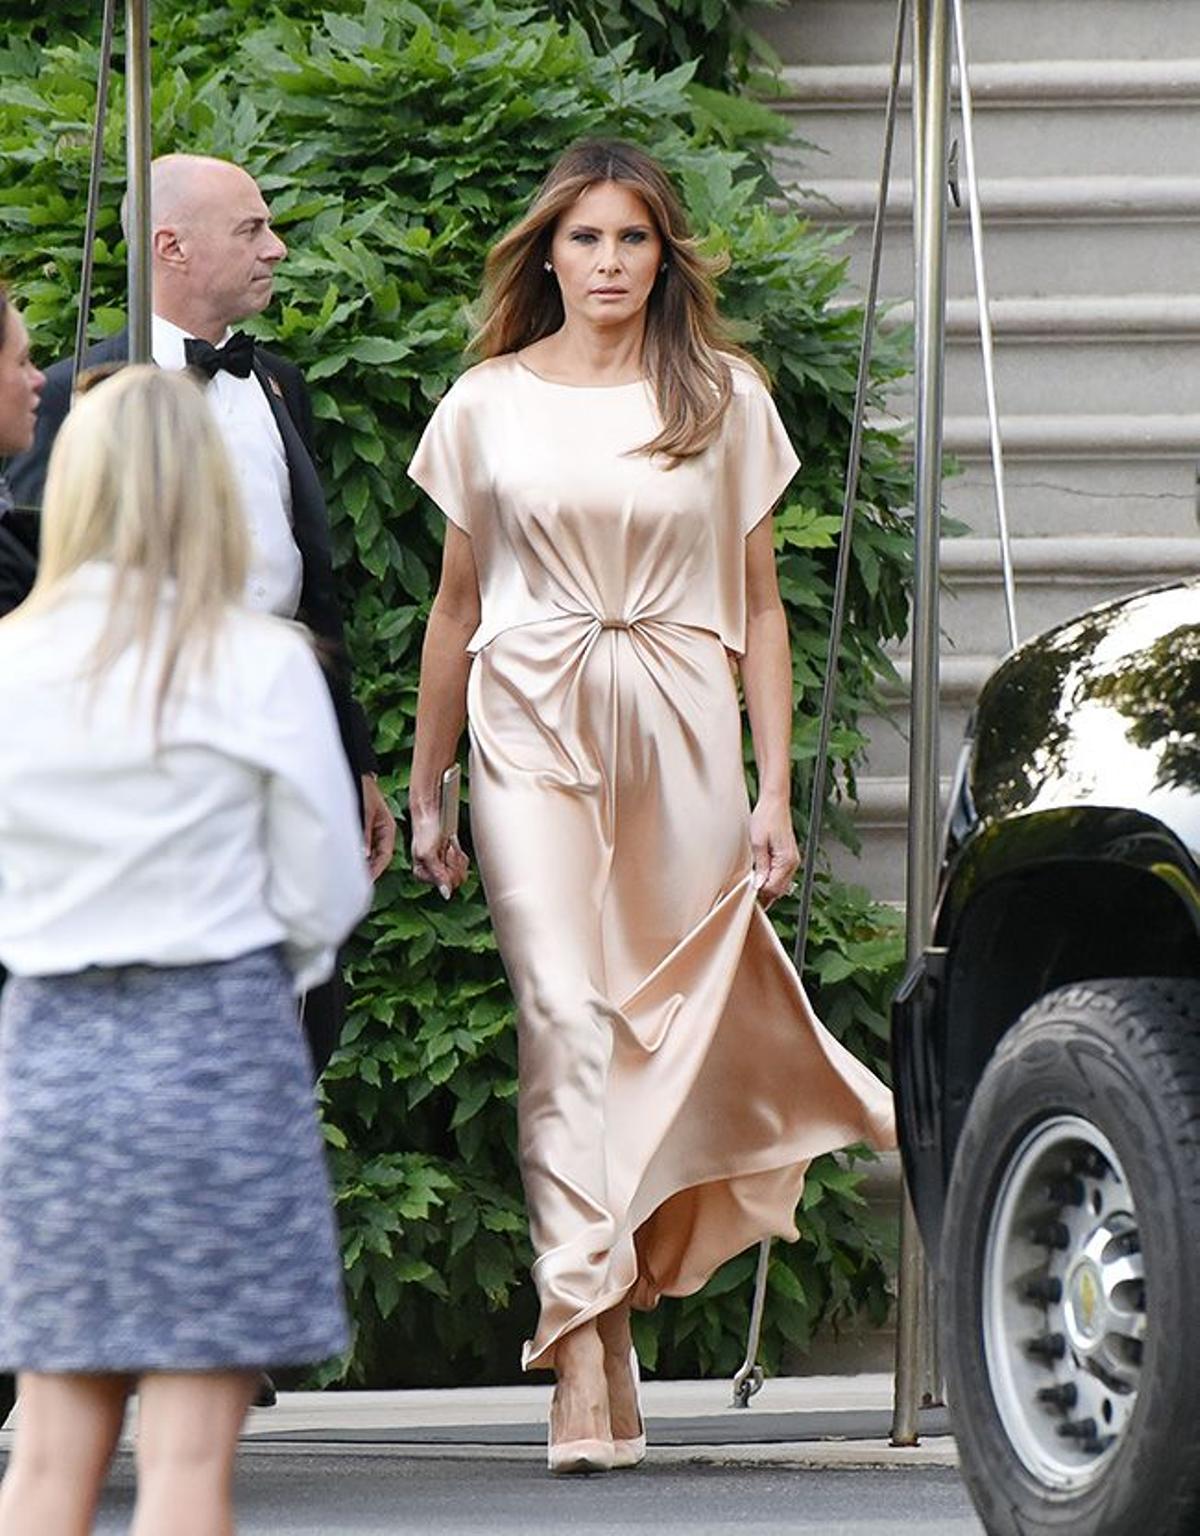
left=410, top=354, right=896, bottom=1371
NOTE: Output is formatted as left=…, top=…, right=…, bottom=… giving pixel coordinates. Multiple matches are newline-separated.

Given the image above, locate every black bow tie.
left=184, top=331, right=256, bottom=380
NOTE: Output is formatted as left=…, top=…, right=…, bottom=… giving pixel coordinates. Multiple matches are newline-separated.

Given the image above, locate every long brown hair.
left=474, top=139, right=764, bottom=462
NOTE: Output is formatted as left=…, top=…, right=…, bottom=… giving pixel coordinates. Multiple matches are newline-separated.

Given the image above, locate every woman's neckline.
left=511, top=354, right=648, bottom=392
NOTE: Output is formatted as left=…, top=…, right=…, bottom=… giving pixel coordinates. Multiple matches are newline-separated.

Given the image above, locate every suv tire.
left=941, top=977, right=1200, bottom=1536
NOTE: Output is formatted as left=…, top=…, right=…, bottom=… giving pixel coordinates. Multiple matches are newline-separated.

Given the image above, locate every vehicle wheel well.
left=941, top=860, right=1199, bottom=1174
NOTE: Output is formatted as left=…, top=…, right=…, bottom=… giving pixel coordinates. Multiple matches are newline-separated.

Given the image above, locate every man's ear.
left=152, top=226, right=184, bottom=267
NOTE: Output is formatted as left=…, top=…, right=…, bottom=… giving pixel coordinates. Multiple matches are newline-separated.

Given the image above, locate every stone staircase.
left=755, top=0, right=1200, bottom=900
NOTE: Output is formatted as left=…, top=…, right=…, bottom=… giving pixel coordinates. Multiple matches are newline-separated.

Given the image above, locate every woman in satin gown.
left=408, top=140, right=895, bottom=1473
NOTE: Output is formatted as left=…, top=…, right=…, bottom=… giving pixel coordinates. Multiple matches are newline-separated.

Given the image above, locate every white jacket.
left=0, top=563, right=372, bottom=991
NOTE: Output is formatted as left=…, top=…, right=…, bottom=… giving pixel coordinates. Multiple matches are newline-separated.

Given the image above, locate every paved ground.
left=89, top=1452, right=985, bottom=1535
left=2, top=1371, right=957, bottom=1466
left=230, top=1375, right=957, bottom=1464
left=4, top=1372, right=973, bottom=1531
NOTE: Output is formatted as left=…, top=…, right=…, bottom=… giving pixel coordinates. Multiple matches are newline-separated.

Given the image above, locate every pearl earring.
left=543, top=260, right=553, bottom=273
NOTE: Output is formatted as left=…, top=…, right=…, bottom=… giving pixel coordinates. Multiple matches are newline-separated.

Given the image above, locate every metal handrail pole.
left=728, top=0, right=910, bottom=1410
left=125, top=0, right=153, bottom=362
left=951, top=0, right=1018, bottom=652
left=789, top=0, right=909, bottom=987
left=891, top=0, right=952, bottom=1449
left=73, top=0, right=118, bottom=385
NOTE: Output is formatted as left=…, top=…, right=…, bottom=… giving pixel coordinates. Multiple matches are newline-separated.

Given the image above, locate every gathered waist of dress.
left=468, top=605, right=743, bottom=658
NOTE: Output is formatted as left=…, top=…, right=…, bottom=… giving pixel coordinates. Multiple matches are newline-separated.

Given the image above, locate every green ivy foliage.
left=0, top=0, right=912, bottom=1385
left=547, top=0, right=786, bottom=89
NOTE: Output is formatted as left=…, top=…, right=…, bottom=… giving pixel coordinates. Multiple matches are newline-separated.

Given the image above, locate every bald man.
left=8, top=154, right=395, bottom=1073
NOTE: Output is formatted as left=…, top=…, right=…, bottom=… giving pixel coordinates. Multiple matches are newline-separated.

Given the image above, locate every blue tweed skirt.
left=0, top=947, right=349, bottom=1373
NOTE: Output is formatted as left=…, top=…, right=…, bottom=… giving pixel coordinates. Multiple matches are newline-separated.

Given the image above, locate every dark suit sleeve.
left=259, top=351, right=377, bottom=778
left=0, top=520, right=36, bottom=619
left=7, top=334, right=129, bottom=511
left=6, top=357, right=74, bottom=510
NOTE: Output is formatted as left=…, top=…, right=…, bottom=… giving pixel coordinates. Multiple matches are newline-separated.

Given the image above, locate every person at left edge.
left=0, top=287, right=44, bottom=614
left=0, top=365, right=371, bottom=1536
left=6, top=153, right=396, bottom=1075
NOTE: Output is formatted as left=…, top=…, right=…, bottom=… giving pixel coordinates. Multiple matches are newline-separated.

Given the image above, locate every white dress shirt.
left=153, top=315, right=304, bottom=618
left=0, top=563, right=372, bottom=991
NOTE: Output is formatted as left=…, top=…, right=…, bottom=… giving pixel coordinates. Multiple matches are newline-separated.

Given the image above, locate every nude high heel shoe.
left=610, top=1347, right=646, bottom=1469
left=547, top=1433, right=616, bottom=1475
left=547, top=1387, right=614, bottom=1474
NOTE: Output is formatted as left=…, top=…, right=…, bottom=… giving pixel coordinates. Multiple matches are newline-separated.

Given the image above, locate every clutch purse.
left=439, top=763, right=462, bottom=845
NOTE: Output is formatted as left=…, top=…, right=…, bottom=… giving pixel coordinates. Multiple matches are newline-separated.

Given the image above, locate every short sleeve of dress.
left=734, top=376, right=801, bottom=536
left=408, top=388, right=473, bottom=534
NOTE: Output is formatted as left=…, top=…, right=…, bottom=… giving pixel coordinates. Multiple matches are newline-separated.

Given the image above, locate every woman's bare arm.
left=739, top=515, right=800, bottom=906
left=409, top=523, right=480, bottom=896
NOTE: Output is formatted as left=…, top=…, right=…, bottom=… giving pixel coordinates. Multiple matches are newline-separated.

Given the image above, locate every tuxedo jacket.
left=0, top=507, right=37, bottom=620
left=6, top=328, right=374, bottom=779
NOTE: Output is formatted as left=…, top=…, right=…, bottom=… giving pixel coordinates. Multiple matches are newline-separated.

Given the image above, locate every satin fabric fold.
left=408, top=357, right=896, bottom=1372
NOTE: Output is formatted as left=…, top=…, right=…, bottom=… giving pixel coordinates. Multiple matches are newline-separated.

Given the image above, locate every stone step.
left=891, top=413, right=1200, bottom=544
left=870, top=303, right=1200, bottom=539
left=891, top=533, right=1199, bottom=657
left=908, top=295, right=1200, bottom=340
left=860, top=653, right=996, bottom=782
left=790, top=176, right=1200, bottom=300
left=941, top=411, right=1200, bottom=466
left=944, top=457, right=1198, bottom=542
left=829, top=775, right=951, bottom=904
left=881, top=295, right=1200, bottom=421
left=878, top=293, right=1198, bottom=423
left=779, top=61, right=1200, bottom=184
left=889, top=332, right=1200, bottom=421
left=753, top=0, right=1200, bottom=68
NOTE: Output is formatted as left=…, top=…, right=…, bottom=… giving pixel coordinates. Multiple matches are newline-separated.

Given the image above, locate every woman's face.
left=0, top=307, right=44, bottom=458
left=548, top=180, right=664, bottom=331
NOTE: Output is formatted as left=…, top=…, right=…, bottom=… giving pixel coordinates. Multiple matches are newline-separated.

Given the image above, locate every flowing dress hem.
left=520, top=1132, right=893, bottom=1370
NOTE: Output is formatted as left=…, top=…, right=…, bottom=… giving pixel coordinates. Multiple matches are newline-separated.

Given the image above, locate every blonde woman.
left=0, top=367, right=371, bottom=1536
left=408, top=139, right=895, bottom=1473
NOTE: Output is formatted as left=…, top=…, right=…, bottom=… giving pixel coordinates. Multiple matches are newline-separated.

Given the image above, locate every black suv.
left=893, top=576, right=1200, bottom=1536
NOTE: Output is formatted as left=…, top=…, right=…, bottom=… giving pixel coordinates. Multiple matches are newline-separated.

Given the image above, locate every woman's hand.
left=408, top=525, right=479, bottom=901
left=362, top=775, right=398, bottom=881
left=410, top=805, right=471, bottom=900
left=749, top=794, right=800, bottom=909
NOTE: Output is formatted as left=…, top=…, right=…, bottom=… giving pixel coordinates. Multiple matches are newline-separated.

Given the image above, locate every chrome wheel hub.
left=982, top=1117, right=1145, bottom=1491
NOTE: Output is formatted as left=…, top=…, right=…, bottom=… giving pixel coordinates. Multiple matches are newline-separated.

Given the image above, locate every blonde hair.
left=30, top=365, right=249, bottom=720
left=473, top=138, right=765, bottom=462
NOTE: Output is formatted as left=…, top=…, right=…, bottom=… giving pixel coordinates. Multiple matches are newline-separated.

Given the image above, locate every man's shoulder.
left=255, top=344, right=305, bottom=391
left=41, top=330, right=129, bottom=391
left=85, top=329, right=129, bottom=364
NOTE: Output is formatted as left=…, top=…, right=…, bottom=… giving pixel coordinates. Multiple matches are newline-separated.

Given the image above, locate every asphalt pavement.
left=90, top=1451, right=985, bottom=1534
left=4, top=1373, right=977, bottom=1533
